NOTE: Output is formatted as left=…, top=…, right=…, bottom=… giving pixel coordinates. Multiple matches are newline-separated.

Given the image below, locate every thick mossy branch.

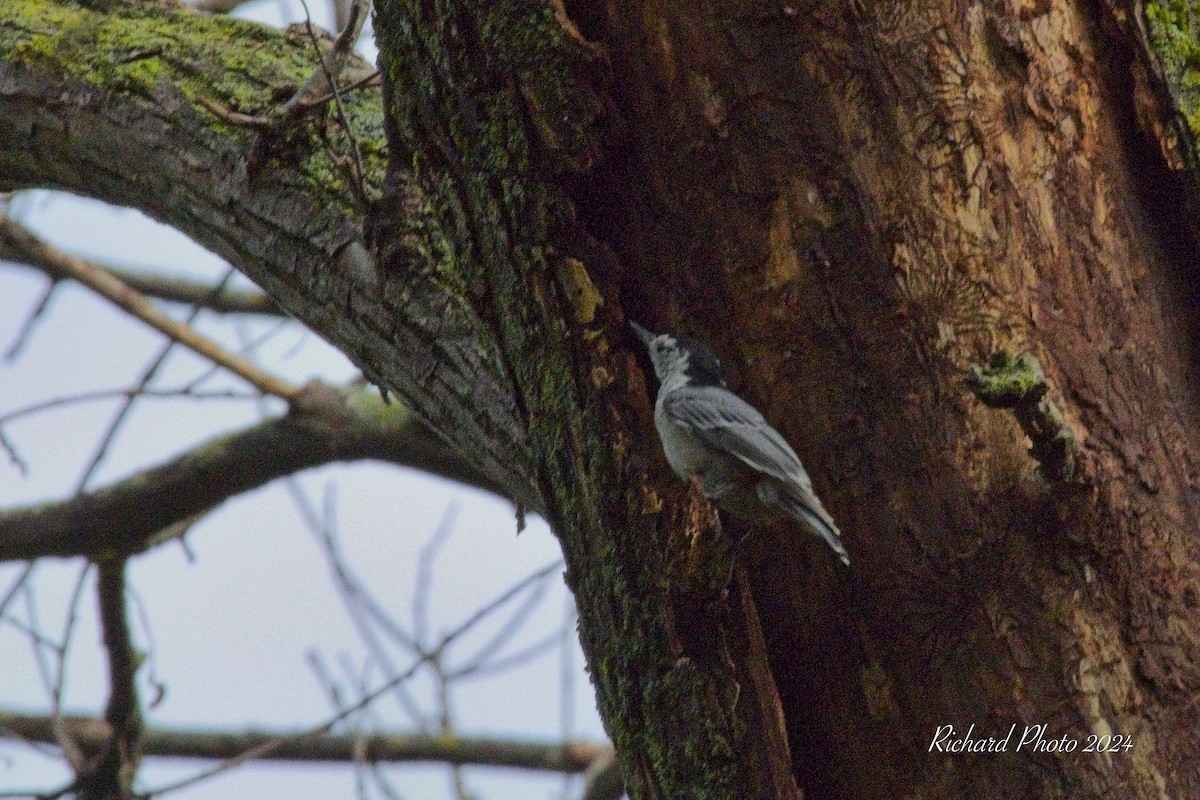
left=0, top=0, right=535, bottom=503
left=966, top=351, right=1076, bottom=481
left=0, top=0, right=385, bottom=217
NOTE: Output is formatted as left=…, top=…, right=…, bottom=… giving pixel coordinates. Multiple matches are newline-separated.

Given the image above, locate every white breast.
left=654, top=404, right=712, bottom=480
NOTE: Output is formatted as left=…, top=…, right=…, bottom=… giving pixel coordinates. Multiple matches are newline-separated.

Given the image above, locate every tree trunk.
left=560, top=1, right=1200, bottom=798
left=3, top=0, right=1200, bottom=798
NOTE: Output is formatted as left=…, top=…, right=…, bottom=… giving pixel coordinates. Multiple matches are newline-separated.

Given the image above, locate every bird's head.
left=630, top=321, right=726, bottom=388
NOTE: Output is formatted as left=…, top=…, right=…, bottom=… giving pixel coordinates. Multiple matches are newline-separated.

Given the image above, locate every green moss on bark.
left=1, top=0, right=386, bottom=219
left=6, top=1, right=298, bottom=107
left=1146, top=0, right=1200, bottom=136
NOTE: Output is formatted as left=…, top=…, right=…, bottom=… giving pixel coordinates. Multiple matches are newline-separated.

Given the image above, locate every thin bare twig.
left=298, top=480, right=425, bottom=724
left=193, top=95, right=278, bottom=130
left=89, top=265, right=280, bottom=316
left=0, top=425, right=26, bottom=475
left=304, top=68, right=381, bottom=109
left=73, top=268, right=241, bottom=493
left=21, top=581, right=57, bottom=700
left=437, top=560, right=564, bottom=651
left=0, top=386, right=257, bottom=427
left=429, top=650, right=469, bottom=800
left=560, top=600, right=578, bottom=800
left=2, top=254, right=281, bottom=316
left=449, top=565, right=557, bottom=676
left=0, top=562, right=36, bottom=622
left=287, top=0, right=370, bottom=118
left=413, top=502, right=460, bottom=650
left=179, top=314, right=296, bottom=399
left=145, top=654, right=426, bottom=795
left=126, top=584, right=167, bottom=709
left=294, top=0, right=371, bottom=208
left=51, top=565, right=93, bottom=772
left=450, top=629, right=561, bottom=681
left=0, top=216, right=298, bottom=403
left=367, top=763, right=405, bottom=800
left=198, top=0, right=374, bottom=148
left=306, top=649, right=344, bottom=712
left=3, top=276, right=59, bottom=360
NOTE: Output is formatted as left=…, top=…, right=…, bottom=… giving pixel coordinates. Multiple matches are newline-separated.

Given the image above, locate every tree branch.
left=0, top=246, right=282, bottom=315
left=0, top=712, right=612, bottom=774
left=582, top=751, right=625, bottom=800
left=0, top=382, right=534, bottom=562
left=91, top=265, right=280, bottom=316
left=75, top=560, right=142, bottom=800
left=0, top=0, right=533, bottom=506
left=278, top=0, right=370, bottom=121
left=0, top=215, right=298, bottom=401
left=189, top=0, right=251, bottom=12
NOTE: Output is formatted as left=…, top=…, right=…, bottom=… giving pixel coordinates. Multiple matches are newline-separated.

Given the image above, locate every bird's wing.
left=661, top=386, right=814, bottom=491
left=665, top=386, right=849, bottom=564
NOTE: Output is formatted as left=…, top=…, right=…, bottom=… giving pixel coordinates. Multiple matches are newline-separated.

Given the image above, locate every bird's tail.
left=779, top=490, right=850, bottom=566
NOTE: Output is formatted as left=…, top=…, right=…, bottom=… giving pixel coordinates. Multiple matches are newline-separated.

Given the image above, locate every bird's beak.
left=629, top=320, right=656, bottom=347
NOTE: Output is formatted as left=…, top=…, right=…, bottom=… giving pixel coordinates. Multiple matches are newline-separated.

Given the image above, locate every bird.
left=630, top=321, right=850, bottom=565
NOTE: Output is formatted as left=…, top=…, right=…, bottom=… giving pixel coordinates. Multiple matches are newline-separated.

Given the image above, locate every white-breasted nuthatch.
left=631, top=322, right=850, bottom=565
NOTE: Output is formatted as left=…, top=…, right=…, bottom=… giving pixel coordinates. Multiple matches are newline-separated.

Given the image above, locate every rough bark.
left=371, top=1, right=800, bottom=796
left=4, top=0, right=1200, bottom=799
left=565, top=0, right=1200, bottom=798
